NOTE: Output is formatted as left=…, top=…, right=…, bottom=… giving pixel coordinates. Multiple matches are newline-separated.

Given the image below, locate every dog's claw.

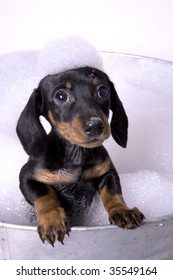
left=38, top=227, right=67, bottom=246
left=45, top=232, right=55, bottom=247
left=38, top=226, right=45, bottom=243
left=37, top=208, right=70, bottom=246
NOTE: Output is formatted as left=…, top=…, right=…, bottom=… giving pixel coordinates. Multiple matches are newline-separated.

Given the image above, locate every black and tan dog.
left=16, top=66, right=145, bottom=246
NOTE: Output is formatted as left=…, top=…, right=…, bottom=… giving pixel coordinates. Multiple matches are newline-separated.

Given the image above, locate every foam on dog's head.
left=37, top=36, right=103, bottom=77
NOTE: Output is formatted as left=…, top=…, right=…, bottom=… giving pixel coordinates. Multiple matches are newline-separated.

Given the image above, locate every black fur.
left=16, top=66, right=144, bottom=245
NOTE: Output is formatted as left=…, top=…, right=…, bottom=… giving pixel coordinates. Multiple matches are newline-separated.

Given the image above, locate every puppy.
left=16, top=67, right=145, bottom=246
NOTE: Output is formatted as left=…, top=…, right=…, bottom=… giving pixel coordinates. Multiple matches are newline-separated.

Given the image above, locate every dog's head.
left=16, top=67, right=128, bottom=156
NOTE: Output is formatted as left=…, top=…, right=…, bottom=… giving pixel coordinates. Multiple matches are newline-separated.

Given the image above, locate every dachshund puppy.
left=16, top=67, right=145, bottom=246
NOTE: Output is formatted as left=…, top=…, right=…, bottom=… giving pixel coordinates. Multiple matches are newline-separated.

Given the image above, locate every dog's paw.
left=37, top=207, right=70, bottom=246
left=109, top=207, right=145, bottom=229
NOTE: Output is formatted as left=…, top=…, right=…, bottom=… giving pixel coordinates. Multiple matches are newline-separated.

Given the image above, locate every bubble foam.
left=37, top=36, right=103, bottom=78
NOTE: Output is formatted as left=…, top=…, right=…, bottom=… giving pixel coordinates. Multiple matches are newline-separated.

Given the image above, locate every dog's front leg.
left=99, top=167, right=145, bottom=229
left=34, top=186, right=70, bottom=246
left=19, top=163, right=70, bottom=246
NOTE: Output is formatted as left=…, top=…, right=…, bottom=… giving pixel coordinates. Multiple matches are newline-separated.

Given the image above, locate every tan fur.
left=56, top=115, right=110, bottom=148
left=100, top=186, right=144, bottom=228
left=48, top=110, right=56, bottom=126
left=34, top=187, right=68, bottom=245
left=35, top=168, right=79, bottom=185
left=91, top=78, right=98, bottom=86
left=82, top=159, right=110, bottom=180
left=65, top=81, right=72, bottom=89
left=100, top=186, right=127, bottom=214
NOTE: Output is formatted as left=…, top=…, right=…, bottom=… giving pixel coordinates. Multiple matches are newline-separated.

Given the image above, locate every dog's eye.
left=97, top=86, right=109, bottom=99
left=55, top=90, right=69, bottom=103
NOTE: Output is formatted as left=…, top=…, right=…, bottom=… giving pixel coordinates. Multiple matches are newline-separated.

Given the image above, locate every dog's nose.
left=85, top=117, right=104, bottom=136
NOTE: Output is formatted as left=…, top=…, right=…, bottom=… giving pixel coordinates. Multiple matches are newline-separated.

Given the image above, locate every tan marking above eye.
left=65, top=81, right=72, bottom=89
left=91, top=78, right=98, bottom=86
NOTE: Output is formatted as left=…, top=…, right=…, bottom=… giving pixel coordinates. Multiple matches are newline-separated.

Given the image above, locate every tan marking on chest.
left=82, top=159, right=110, bottom=180
left=35, top=168, right=79, bottom=185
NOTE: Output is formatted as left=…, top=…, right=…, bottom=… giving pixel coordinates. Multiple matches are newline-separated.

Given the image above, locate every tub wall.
left=0, top=0, right=173, bottom=61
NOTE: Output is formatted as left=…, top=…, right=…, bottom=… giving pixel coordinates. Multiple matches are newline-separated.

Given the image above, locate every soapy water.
left=0, top=41, right=173, bottom=226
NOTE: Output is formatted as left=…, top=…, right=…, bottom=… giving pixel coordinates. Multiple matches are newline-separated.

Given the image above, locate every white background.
left=0, top=0, right=173, bottom=61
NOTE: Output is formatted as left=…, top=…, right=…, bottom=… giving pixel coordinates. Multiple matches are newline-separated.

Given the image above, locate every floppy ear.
left=109, top=81, right=128, bottom=148
left=16, top=88, right=47, bottom=157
